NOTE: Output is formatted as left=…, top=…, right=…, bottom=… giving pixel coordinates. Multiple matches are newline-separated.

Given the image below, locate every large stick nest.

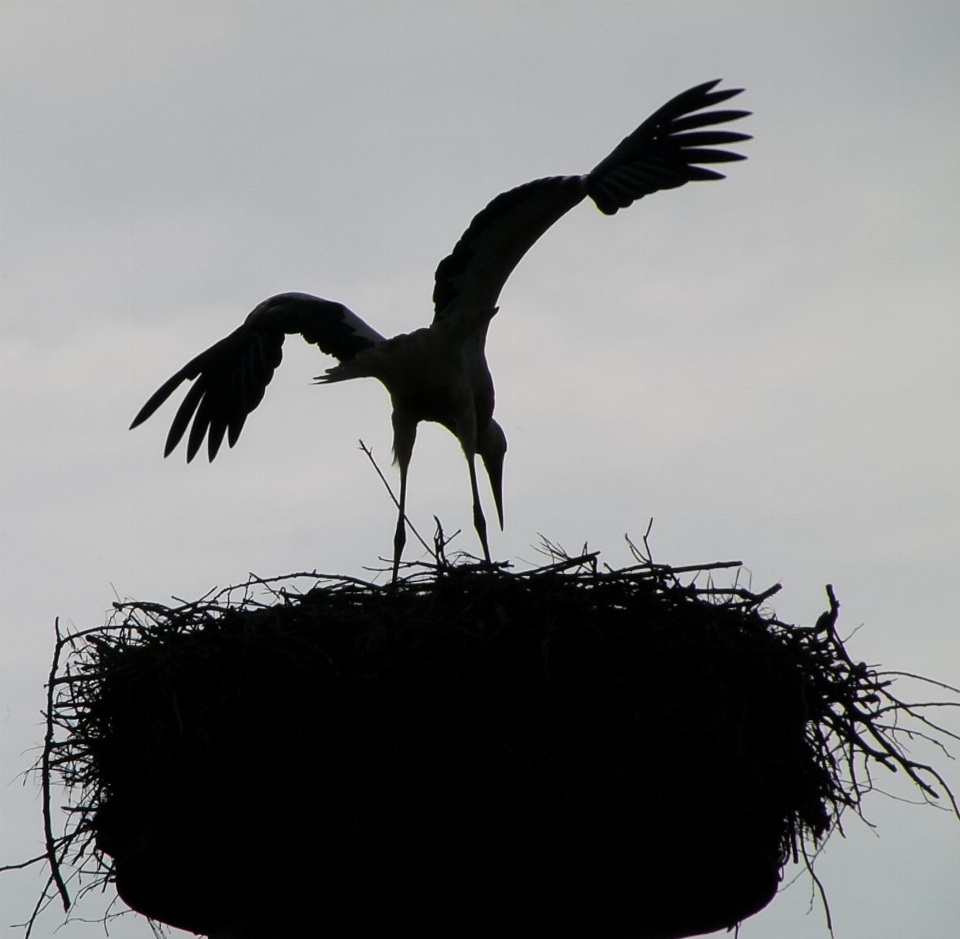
left=26, top=545, right=960, bottom=939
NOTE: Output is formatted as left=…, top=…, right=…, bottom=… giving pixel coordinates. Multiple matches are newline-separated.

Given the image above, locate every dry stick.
left=22, top=874, right=56, bottom=939
left=687, top=583, right=783, bottom=607
left=523, top=552, right=601, bottom=577
left=431, top=516, right=461, bottom=567
left=358, top=440, right=433, bottom=559
left=0, top=854, right=48, bottom=873
left=616, top=559, right=744, bottom=577
left=800, top=836, right=836, bottom=938
left=880, top=672, right=960, bottom=696
left=42, top=619, right=71, bottom=912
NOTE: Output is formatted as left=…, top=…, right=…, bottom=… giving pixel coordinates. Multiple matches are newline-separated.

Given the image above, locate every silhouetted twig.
left=358, top=439, right=433, bottom=558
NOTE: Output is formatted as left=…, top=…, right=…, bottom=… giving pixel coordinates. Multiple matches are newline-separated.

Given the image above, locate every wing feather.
left=165, top=378, right=206, bottom=458
left=586, top=79, right=751, bottom=215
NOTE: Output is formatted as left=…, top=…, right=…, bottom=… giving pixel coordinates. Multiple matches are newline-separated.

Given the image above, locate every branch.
left=41, top=618, right=70, bottom=912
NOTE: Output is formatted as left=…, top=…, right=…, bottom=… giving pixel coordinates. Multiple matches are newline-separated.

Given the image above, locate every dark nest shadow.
left=14, top=540, right=960, bottom=939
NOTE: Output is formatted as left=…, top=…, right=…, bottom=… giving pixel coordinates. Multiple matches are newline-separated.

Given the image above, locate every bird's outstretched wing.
left=130, top=292, right=385, bottom=462
left=432, top=78, right=750, bottom=325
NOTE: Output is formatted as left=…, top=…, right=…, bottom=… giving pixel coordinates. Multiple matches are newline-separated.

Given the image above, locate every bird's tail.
left=314, top=355, right=375, bottom=385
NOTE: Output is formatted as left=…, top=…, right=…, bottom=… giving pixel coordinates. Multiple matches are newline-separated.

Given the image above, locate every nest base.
left=112, top=803, right=779, bottom=939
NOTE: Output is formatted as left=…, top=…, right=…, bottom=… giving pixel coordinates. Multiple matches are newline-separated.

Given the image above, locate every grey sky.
left=2, top=2, right=959, bottom=937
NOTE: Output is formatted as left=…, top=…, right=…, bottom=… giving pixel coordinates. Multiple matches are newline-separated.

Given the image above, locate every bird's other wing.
left=433, top=175, right=587, bottom=328
left=130, top=292, right=385, bottom=462
left=585, top=78, right=751, bottom=216
left=432, top=80, right=749, bottom=327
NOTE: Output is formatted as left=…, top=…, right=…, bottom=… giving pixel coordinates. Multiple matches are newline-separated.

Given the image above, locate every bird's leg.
left=467, top=456, right=492, bottom=564
left=392, top=461, right=408, bottom=584
left=390, top=410, right=418, bottom=585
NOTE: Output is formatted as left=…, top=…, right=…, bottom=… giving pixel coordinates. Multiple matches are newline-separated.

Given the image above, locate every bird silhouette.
left=131, top=79, right=750, bottom=581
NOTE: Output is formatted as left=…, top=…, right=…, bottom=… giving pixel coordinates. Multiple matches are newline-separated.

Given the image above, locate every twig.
left=41, top=618, right=70, bottom=912
left=0, top=854, right=48, bottom=873
left=522, top=552, right=601, bottom=577
left=358, top=439, right=433, bottom=557
left=800, top=837, right=835, bottom=938
left=879, top=672, right=960, bottom=696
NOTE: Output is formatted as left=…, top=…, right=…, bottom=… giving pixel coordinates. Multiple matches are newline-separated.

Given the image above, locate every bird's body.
left=131, top=80, right=750, bottom=580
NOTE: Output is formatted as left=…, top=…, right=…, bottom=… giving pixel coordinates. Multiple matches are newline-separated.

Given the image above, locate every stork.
left=131, top=79, right=750, bottom=581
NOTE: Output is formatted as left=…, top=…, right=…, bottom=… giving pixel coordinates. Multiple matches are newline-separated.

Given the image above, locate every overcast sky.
left=2, top=2, right=959, bottom=938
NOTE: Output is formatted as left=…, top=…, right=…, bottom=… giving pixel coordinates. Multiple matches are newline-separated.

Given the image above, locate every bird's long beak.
left=479, top=421, right=507, bottom=529
left=486, top=457, right=505, bottom=530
